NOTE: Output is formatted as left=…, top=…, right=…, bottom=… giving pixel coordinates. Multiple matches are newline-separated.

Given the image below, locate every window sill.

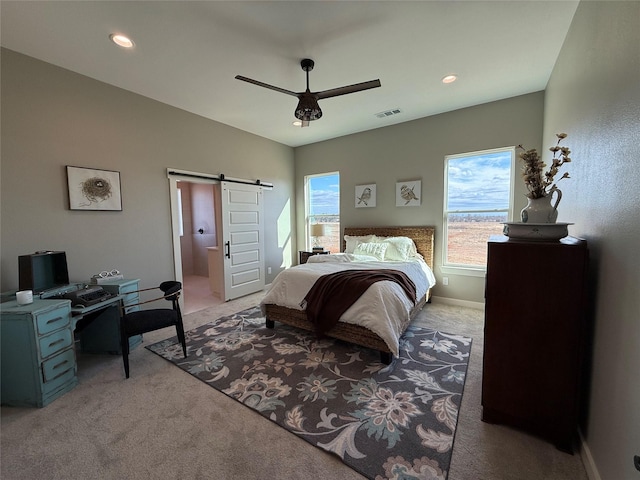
left=440, top=265, right=486, bottom=278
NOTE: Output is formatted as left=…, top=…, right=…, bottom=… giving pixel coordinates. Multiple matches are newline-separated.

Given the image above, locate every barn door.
left=220, top=181, right=265, bottom=301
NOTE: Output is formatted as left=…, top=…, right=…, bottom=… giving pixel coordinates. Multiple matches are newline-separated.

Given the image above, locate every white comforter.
left=260, top=253, right=436, bottom=355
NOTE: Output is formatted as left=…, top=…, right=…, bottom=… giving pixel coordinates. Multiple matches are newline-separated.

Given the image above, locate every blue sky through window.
left=309, top=173, right=339, bottom=215
left=447, top=151, right=512, bottom=211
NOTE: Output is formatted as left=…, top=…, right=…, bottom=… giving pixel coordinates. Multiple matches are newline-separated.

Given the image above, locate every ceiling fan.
left=235, top=58, right=381, bottom=127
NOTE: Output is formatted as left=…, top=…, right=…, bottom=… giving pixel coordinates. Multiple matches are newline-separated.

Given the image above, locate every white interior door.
left=220, top=181, right=265, bottom=301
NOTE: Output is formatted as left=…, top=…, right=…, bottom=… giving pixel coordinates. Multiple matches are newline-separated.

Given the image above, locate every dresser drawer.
left=34, top=304, right=71, bottom=336
left=38, top=328, right=73, bottom=359
left=41, top=348, right=75, bottom=383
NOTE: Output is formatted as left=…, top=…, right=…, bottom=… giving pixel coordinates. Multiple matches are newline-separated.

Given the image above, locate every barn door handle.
left=225, top=241, right=230, bottom=259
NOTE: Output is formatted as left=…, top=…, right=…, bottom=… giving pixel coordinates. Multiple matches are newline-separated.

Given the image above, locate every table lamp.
left=310, top=223, right=326, bottom=251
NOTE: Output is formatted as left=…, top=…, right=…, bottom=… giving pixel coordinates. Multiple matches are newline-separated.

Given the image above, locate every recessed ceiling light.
left=442, top=74, right=457, bottom=84
left=292, top=120, right=302, bottom=127
left=109, top=33, right=134, bottom=49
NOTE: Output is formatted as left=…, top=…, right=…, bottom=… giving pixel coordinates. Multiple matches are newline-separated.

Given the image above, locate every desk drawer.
left=41, top=348, right=75, bottom=383
left=41, top=358, right=77, bottom=400
left=39, top=328, right=73, bottom=359
left=117, top=282, right=138, bottom=295
left=121, top=292, right=139, bottom=306
left=35, top=304, right=71, bottom=336
left=124, top=305, right=140, bottom=315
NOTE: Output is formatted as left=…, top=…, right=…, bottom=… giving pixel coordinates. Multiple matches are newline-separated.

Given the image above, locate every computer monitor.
left=18, top=251, right=70, bottom=294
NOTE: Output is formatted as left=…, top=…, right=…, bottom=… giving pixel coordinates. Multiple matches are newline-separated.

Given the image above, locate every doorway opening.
left=169, top=177, right=223, bottom=314
left=176, top=180, right=223, bottom=314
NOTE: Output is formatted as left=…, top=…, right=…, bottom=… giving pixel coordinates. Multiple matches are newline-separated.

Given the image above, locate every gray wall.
left=0, top=49, right=295, bottom=292
left=543, top=2, right=640, bottom=479
left=294, top=92, right=544, bottom=304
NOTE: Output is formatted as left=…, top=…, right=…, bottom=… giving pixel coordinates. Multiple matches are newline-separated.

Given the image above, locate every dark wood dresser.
left=482, top=235, right=589, bottom=452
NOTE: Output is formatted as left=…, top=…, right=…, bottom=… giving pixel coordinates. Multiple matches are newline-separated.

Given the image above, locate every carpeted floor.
left=0, top=292, right=589, bottom=480
left=147, top=306, right=472, bottom=480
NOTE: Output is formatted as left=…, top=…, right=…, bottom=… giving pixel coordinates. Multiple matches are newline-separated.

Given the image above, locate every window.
left=443, top=147, right=514, bottom=271
left=305, top=172, right=340, bottom=253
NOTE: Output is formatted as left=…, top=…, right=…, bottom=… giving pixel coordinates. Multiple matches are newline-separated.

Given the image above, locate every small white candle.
left=16, top=290, right=33, bottom=305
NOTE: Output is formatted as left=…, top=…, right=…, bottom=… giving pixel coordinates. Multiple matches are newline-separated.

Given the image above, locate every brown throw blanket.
left=301, top=269, right=417, bottom=335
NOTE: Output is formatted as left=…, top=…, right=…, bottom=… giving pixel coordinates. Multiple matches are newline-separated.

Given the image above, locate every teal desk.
left=0, top=278, right=140, bottom=407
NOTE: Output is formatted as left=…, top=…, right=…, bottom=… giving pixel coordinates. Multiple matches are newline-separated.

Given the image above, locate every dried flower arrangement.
left=517, top=133, right=572, bottom=199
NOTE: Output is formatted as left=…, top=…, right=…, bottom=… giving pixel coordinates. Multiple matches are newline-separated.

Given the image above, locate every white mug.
left=16, top=290, right=33, bottom=305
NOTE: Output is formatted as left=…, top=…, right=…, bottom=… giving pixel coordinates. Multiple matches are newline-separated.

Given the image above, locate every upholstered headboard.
left=342, top=226, right=435, bottom=270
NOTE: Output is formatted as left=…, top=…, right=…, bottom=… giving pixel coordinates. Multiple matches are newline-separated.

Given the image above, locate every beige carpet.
left=1, top=293, right=588, bottom=480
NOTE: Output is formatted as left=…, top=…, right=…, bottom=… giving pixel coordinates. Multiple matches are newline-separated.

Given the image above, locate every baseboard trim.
left=430, top=296, right=484, bottom=310
left=579, top=429, right=601, bottom=480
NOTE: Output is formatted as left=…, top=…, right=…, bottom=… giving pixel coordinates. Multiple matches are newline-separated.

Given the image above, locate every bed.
left=261, top=226, right=436, bottom=363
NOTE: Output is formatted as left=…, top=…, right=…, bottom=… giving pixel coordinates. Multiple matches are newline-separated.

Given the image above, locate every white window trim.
left=442, top=146, right=516, bottom=276
left=440, top=265, right=487, bottom=277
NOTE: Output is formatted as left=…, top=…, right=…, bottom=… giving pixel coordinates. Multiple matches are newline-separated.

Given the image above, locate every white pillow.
left=350, top=254, right=380, bottom=262
left=344, top=234, right=376, bottom=253
left=375, top=236, right=418, bottom=261
left=353, top=242, right=388, bottom=261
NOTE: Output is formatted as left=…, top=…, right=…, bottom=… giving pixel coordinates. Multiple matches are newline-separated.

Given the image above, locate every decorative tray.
left=501, top=222, right=573, bottom=241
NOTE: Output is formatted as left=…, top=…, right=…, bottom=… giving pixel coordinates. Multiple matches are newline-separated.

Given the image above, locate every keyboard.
left=62, top=286, right=114, bottom=307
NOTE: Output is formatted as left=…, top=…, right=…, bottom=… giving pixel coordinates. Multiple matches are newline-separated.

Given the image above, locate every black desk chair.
left=120, top=281, right=187, bottom=378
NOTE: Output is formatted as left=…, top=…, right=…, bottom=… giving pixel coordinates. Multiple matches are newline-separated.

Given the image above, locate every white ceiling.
left=1, top=1, right=579, bottom=148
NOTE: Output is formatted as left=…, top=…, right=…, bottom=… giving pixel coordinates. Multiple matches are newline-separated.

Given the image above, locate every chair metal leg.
left=176, top=323, right=187, bottom=358
left=123, top=352, right=130, bottom=378
left=121, top=324, right=130, bottom=379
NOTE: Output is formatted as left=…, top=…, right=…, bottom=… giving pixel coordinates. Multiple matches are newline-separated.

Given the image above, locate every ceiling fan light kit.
left=235, top=58, right=381, bottom=127
left=295, top=95, right=322, bottom=126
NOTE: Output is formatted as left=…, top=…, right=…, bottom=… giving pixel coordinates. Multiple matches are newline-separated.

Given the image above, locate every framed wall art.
left=396, top=180, right=421, bottom=207
left=355, top=184, right=376, bottom=208
left=67, top=166, right=122, bottom=211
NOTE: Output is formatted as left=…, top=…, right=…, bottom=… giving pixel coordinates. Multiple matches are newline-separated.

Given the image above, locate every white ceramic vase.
left=520, top=187, right=562, bottom=223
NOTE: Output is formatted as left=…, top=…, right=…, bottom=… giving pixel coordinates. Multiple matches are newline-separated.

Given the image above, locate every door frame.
left=167, top=169, right=220, bottom=309
left=166, top=169, right=273, bottom=304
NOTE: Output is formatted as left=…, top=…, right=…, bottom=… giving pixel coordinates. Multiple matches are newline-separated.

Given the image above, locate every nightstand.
left=299, top=250, right=329, bottom=264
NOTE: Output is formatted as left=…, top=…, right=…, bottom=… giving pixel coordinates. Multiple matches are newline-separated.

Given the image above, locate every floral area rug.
left=146, top=306, right=471, bottom=480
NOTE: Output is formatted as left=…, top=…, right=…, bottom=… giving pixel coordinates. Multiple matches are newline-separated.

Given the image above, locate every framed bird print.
left=396, top=180, right=421, bottom=207
left=355, top=184, right=376, bottom=208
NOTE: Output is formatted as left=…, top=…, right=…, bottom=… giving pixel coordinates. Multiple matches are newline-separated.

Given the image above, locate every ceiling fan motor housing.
left=301, top=58, right=315, bottom=72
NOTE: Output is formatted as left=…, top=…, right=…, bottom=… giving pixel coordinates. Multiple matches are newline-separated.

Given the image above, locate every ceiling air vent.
left=375, top=108, right=402, bottom=119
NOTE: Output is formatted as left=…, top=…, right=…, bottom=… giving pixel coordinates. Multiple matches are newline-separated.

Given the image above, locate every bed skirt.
left=264, top=291, right=429, bottom=364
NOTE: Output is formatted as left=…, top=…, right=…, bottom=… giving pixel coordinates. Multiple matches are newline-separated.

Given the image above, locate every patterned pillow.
left=353, top=242, right=388, bottom=261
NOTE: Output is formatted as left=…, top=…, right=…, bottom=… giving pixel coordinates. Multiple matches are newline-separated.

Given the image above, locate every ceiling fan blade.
left=316, top=79, right=381, bottom=100
left=234, top=75, right=300, bottom=97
